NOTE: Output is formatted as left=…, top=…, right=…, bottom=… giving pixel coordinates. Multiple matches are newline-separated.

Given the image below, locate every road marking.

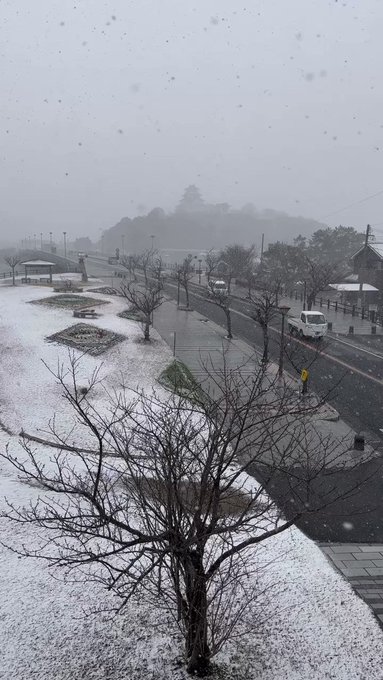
left=212, top=301, right=383, bottom=386
left=327, top=333, right=383, bottom=360
left=214, top=299, right=383, bottom=387
left=142, top=281, right=383, bottom=388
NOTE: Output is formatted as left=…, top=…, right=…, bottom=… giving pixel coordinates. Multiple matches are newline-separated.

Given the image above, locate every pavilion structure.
left=20, top=259, right=56, bottom=284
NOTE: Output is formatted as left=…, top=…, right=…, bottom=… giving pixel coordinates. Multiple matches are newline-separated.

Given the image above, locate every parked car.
left=209, top=280, right=229, bottom=296
left=288, top=310, right=328, bottom=339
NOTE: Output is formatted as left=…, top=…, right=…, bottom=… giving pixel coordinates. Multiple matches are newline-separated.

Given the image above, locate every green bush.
left=158, top=360, right=204, bottom=402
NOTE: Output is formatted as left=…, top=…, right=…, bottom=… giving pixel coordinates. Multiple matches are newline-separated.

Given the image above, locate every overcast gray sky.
left=1, top=0, right=383, bottom=245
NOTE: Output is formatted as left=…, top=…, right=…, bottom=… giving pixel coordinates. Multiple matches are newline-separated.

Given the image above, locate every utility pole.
left=358, top=224, right=371, bottom=308
left=260, top=233, right=265, bottom=264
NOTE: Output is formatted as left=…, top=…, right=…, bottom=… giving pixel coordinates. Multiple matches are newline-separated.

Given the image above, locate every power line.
left=319, top=188, right=383, bottom=221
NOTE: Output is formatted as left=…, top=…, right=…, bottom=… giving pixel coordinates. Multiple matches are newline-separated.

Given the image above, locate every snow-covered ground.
left=1, top=282, right=383, bottom=680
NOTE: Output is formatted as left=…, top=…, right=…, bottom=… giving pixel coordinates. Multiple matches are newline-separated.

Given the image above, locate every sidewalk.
left=319, top=544, right=383, bottom=625
left=153, top=297, right=375, bottom=455
left=153, top=296, right=382, bottom=628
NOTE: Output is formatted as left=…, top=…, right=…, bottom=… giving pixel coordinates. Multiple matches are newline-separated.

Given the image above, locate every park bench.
left=73, top=308, right=98, bottom=319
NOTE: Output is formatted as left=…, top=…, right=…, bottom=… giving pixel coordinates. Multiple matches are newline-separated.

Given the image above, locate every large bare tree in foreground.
left=2, top=355, right=378, bottom=676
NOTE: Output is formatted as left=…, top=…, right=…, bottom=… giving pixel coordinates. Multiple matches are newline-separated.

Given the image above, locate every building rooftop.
left=351, top=242, right=383, bottom=260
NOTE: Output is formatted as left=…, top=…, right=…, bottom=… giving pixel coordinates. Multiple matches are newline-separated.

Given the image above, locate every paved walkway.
left=152, top=296, right=383, bottom=628
left=320, top=544, right=383, bottom=625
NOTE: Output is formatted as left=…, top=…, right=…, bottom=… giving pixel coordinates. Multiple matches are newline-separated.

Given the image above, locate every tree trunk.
left=184, top=552, right=210, bottom=676
left=12, top=267, right=15, bottom=286
left=144, top=316, right=150, bottom=340
left=225, top=308, right=233, bottom=339
left=307, top=294, right=314, bottom=310
left=262, top=324, right=269, bottom=363
left=185, top=284, right=190, bottom=309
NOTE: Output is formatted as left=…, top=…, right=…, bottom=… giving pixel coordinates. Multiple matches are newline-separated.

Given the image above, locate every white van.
left=210, top=280, right=228, bottom=296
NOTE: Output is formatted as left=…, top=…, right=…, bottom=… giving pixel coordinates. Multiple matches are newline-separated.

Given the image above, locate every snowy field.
left=1, top=281, right=383, bottom=680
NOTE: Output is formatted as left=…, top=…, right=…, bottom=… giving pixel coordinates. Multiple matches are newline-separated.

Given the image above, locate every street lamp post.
left=198, top=259, right=202, bottom=285
left=177, top=269, right=181, bottom=306
left=63, top=231, right=67, bottom=259
left=40, top=232, right=43, bottom=250
left=278, top=305, right=291, bottom=379
left=49, top=232, right=53, bottom=252
left=33, top=233, right=37, bottom=249
left=150, top=234, right=155, bottom=252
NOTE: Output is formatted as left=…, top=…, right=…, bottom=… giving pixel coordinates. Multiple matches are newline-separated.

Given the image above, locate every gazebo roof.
left=21, top=260, right=56, bottom=267
left=329, top=283, right=378, bottom=292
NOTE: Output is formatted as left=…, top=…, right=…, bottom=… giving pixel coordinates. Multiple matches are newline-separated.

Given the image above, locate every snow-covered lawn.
left=1, top=282, right=383, bottom=679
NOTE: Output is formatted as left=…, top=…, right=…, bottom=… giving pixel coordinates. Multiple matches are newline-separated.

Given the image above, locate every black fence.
left=1, top=270, right=19, bottom=279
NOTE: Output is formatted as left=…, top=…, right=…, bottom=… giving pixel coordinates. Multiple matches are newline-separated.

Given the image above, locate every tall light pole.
left=33, top=233, right=37, bottom=249
left=278, top=305, right=290, bottom=379
left=177, top=269, right=181, bottom=306
left=198, top=258, right=202, bottom=285
left=49, top=232, right=53, bottom=252
left=150, top=234, right=155, bottom=252
left=40, top=232, right=43, bottom=250
left=63, top=231, right=67, bottom=259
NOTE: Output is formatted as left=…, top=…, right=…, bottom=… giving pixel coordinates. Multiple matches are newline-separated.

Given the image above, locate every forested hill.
left=100, top=204, right=327, bottom=254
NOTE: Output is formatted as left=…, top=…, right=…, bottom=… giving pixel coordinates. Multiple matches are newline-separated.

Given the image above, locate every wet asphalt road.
left=166, top=282, right=383, bottom=543
left=173, top=282, right=383, bottom=443
left=87, top=260, right=383, bottom=542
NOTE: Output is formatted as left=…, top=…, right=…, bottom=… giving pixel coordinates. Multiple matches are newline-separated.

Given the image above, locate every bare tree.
left=2, top=355, right=377, bottom=676
left=205, top=248, right=220, bottom=284
left=219, top=244, right=256, bottom=293
left=4, top=254, right=21, bottom=286
left=120, top=281, right=163, bottom=340
left=178, top=254, right=195, bottom=309
left=206, top=288, right=233, bottom=339
left=120, top=254, right=140, bottom=281
left=249, top=283, right=281, bottom=364
left=139, top=249, right=157, bottom=287
left=303, top=257, right=341, bottom=310
left=150, top=254, right=165, bottom=284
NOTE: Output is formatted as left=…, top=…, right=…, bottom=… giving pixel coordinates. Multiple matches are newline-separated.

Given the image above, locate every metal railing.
left=1, top=270, right=19, bottom=278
